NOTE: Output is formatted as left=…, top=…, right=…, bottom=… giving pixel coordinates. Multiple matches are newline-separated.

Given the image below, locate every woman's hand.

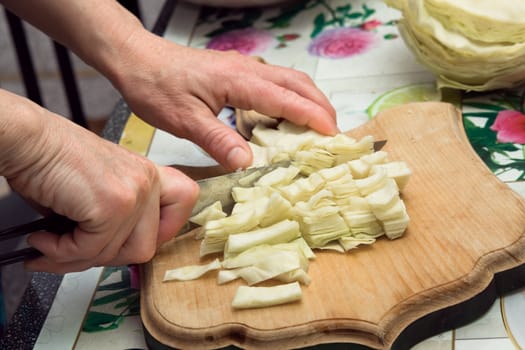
left=0, top=91, right=198, bottom=273
left=110, top=32, right=338, bottom=171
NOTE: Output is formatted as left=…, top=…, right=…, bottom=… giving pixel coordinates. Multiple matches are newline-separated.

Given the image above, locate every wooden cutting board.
left=140, top=102, right=525, bottom=350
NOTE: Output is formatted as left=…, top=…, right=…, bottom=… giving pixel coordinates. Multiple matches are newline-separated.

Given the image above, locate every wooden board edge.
left=381, top=234, right=525, bottom=348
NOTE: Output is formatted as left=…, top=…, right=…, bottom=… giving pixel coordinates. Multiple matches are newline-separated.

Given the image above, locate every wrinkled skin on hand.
left=0, top=93, right=198, bottom=273
left=112, top=32, right=338, bottom=171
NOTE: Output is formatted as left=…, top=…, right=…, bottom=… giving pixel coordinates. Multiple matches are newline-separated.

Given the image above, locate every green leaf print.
left=311, top=13, right=326, bottom=37
left=92, top=289, right=137, bottom=307
left=362, top=4, right=375, bottom=20
left=462, top=88, right=525, bottom=181
left=346, top=12, right=364, bottom=19
left=83, top=311, right=125, bottom=333
left=335, top=5, right=351, bottom=14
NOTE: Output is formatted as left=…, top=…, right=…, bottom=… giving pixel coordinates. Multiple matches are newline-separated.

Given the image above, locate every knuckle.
left=70, top=241, right=104, bottom=261
left=201, top=125, right=233, bottom=154
left=49, top=243, right=99, bottom=263
left=187, top=180, right=200, bottom=203
left=221, top=49, right=243, bottom=61
left=131, top=246, right=156, bottom=264
left=95, top=247, right=120, bottom=266
left=295, top=70, right=313, bottom=83
left=177, top=177, right=200, bottom=208
left=111, top=189, right=138, bottom=214
left=109, top=172, right=155, bottom=213
left=279, top=90, right=302, bottom=117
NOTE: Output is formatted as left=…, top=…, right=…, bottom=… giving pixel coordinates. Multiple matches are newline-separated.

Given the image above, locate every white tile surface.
left=501, top=289, right=525, bottom=347
left=412, top=331, right=454, bottom=350
left=508, top=181, right=525, bottom=199
left=164, top=1, right=202, bottom=46
left=34, top=267, right=103, bottom=350
left=455, top=299, right=509, bottom=339
left=74, top=268, right=146, bottom=350
left=455, top=338, right=516, bottom=350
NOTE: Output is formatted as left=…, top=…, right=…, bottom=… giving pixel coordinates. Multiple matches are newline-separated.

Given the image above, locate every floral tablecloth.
left=34, top=1, right=525, bottom=349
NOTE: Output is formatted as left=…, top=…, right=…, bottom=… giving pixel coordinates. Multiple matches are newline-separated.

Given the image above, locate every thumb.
left=191, top=117, right=253, bottom=171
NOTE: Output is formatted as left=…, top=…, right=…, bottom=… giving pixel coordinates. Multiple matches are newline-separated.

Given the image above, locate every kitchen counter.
left=2, top=1, right=525, bottom=349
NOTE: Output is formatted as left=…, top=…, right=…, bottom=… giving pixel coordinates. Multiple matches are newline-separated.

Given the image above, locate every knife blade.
left=191, top=161, right=289, bottom=217
left=174, top=139, right=386, bottom=235
left=174, top=161, right=290, bottom=236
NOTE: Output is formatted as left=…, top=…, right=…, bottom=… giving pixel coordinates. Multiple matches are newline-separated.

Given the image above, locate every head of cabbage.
left=386, top=0, right=525, bottom=91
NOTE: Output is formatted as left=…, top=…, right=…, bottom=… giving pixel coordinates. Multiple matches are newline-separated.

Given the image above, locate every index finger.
left=225, top=61, right=339, bottom=135
left=257, top=82, right=339, bottom=135
left=262, top=63, right=337, bottom=122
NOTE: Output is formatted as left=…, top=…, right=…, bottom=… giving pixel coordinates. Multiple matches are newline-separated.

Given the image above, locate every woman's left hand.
left=110, top=32, right=338, bottom=171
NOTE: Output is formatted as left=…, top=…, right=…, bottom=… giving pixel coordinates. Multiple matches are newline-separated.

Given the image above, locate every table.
left=3, top=1, right=525, bottom=349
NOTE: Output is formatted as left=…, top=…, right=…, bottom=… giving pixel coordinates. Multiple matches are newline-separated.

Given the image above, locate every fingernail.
left=227, top=147, right=251, bottom=170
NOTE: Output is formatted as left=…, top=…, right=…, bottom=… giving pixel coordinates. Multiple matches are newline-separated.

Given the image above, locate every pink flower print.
left=308, top=27, right=375, bottom=59
left=360, top=20, right=382, bottom=31
left=206, top=28, right=277, bottom=55
left=490, top=110, right=525, bottom=144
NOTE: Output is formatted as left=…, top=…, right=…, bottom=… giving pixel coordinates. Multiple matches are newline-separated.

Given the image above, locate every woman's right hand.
left=0, top=89, right=199, bottom=273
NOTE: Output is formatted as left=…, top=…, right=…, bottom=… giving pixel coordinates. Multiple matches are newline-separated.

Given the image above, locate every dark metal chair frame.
left=2, top=0, right=142, bottom=128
